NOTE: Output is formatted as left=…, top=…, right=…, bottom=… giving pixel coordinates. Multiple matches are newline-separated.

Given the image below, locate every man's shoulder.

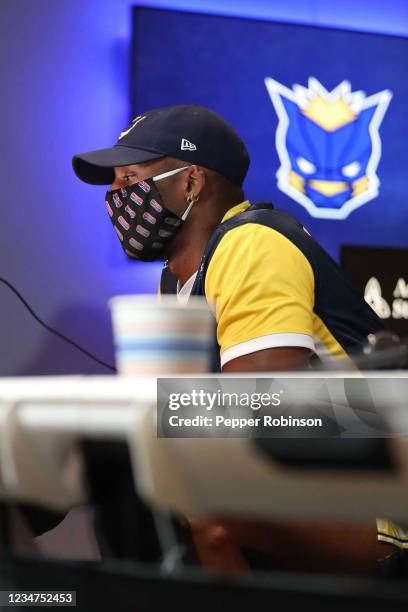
left=221, top=202, right=303, bottom=231
left=208, top=202, right=313, bottom=260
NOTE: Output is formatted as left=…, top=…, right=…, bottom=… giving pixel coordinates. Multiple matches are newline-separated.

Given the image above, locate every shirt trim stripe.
left=220, top=333, right=315, bottom=368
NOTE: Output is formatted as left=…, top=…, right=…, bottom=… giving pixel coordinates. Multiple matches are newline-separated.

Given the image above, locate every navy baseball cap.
left=72, top=104, right=250, bottom=188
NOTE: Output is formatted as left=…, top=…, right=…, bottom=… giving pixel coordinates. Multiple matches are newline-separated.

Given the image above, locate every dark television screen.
left=131, top=8, right=408, bottom=261
left=342, top=245, right=408, bottom=337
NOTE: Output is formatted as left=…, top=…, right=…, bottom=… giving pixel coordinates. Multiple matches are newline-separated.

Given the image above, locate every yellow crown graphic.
left=302, top=96, right=356, bottom=131
left=292, top=77, right=366, bottom=132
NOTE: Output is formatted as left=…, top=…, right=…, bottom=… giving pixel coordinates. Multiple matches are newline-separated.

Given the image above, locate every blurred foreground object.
left=1, top=375, right=408, bottom=521
left=358, top=332, right=408, bottom=370
left=2, top=375, right=408, bottom=609
left=109, top=295, right=214, bottom=375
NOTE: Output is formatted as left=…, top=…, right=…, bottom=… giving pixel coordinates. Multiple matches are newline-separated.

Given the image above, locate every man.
left=73, top=104, right=403, bottom=575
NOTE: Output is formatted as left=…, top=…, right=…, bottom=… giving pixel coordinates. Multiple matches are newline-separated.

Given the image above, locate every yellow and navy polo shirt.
left=160, top=200, right=384, bottom=370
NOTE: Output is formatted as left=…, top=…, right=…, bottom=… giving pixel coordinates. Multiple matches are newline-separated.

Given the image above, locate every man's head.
left=73, top=104, right=249, bottom=190
left=72, top=104, right=249, bottom=263
left=108, top=156, right=245, bottom=220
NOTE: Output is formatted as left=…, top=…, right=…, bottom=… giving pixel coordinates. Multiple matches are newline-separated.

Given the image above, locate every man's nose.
left=109, top=177, right=122, bottom=191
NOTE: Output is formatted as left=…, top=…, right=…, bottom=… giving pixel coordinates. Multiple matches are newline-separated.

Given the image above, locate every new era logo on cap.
left=181, top=138, right=197, bottom=151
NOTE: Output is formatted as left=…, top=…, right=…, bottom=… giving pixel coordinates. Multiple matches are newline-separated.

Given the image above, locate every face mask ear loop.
left=153, top=166, right=190, bottom=182
left=181, top=195, right=198, bottom=221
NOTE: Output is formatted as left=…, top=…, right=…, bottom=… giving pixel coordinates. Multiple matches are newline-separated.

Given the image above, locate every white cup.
left=109, top=294, right=214, bottom=375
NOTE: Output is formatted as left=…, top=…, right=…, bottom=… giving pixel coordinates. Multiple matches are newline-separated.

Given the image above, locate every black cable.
left=0, top=277, right=117, bottom=373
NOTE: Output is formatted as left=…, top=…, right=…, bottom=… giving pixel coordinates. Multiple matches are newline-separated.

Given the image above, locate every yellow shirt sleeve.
left=204, top=223, right=315, bottom=358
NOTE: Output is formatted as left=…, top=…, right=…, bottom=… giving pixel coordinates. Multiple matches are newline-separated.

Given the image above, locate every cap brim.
left=72, top=145, right=164, bottom=185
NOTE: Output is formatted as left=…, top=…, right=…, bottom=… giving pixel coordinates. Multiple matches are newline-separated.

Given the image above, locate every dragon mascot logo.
left=265, top=77, right=392, bottom=220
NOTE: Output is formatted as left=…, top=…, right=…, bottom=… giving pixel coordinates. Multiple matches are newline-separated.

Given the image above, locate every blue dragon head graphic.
left=265, top=77, right=392, bottom=220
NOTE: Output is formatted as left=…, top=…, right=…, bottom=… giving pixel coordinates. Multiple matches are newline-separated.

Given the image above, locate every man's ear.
left=185, top=165, right=205, bottom=198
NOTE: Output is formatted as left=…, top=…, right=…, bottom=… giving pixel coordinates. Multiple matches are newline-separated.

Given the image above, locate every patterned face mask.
left=105, top=166, right=195, bottom=262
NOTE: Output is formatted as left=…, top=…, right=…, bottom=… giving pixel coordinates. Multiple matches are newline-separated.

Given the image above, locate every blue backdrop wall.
left=132, top=9, right=408, bottom=260
left=0, top=0, right=407, bottom=375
